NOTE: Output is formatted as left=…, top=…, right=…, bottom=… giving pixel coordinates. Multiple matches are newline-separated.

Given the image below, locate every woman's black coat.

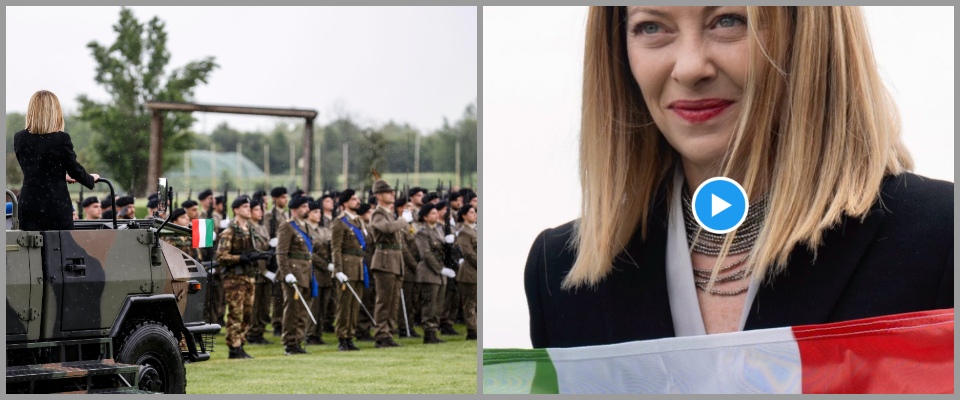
left=14, top=130, right=96, bottom=231
left=525, top=172, right=953, bottom=348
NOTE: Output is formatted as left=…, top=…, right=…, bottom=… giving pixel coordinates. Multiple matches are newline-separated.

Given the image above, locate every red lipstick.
left=668, top=99, right=734, bottom=123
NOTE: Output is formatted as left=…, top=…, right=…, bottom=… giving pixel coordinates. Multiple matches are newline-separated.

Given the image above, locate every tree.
left=77, top=7, right=217, bottom=195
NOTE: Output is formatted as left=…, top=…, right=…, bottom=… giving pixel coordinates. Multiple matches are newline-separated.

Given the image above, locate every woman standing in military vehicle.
left=14, top=90, right=100, bottom=231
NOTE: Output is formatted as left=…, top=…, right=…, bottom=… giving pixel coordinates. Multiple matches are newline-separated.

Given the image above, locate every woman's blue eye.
left=716, top=15, right=745, bottom=28
left=635, top=22, right=660, bottom=35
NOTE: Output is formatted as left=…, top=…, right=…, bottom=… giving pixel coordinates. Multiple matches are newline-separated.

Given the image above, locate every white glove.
left=327, top=263, right=335, bottom=272
left=402, top=210, right=413, bottom=223
left=284, top=273, right=297, bottom=285
left=209, top=268, right=216, bottom=275
left=444, top=234, right=455, bottom=244
left=263, top=271, right=277, bottom=283
left=458, top=258, right=464, bottom=265
left=219, top=219, right=230, bottom=229
left=335, top=272, right=348, bottom=283
left=211, top=231, right=216, bottom=241
left=441, top=268, right=456, bottom=278
left=269, top=237, right=278, bottom=248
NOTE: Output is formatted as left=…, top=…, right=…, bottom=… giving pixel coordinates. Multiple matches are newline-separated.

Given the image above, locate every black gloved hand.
left=257, top=251, right=275, bottom=261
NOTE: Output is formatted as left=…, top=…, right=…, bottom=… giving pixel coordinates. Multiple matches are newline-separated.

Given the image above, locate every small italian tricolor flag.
left=483, top=309, right=953, bottom=394
left=191, top=219, right=215, bottom=248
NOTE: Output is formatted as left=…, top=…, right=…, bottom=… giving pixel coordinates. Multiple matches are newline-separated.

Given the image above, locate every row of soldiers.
left=159, top=182, right=478, bottom=358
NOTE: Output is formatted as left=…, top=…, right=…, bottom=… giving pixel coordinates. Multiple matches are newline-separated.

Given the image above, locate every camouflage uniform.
left=216, top=220, right=263, bottom=349
left=162, top=236, right=196, bottom=259
left=307, top=222, right=333, bottom=342
left=276, top=218, right=314, bottom=348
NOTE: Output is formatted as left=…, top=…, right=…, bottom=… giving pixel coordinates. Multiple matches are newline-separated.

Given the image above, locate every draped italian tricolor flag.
left=483, top=309, right=953, bottom=394
left=191, top=219, right=215, bottom=248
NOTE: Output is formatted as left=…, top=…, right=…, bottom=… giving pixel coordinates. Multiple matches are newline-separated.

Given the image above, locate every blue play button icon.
left=691, top=177, right=749, bottom=234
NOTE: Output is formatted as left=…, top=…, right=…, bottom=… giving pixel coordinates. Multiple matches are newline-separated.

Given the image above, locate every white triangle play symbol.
left=711, top=194, right=731, bottom=217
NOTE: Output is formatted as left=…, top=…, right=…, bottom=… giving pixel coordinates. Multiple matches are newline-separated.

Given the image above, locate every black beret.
left=253, top=189, right=267, bottom=198
left=271, top=187, right=288, bottom=198
left=250, top=198, right=263, bottom=208
left=459, top=188, right=474, bottom=197
left=148, top=193, right=159, bottom=201
left=291, top=189, right=305, bottom=199
left=116, top=196, right=134, bottom=207
left=215, top=195, right=225, bottom=205
left=101, top=197, right=114, bottom=208
left=308, top=200, right=322, bottom=211
left=436, top=201, right=448, bottom=212
left=181, top=200, right=198, bottom=209
left=409, top=187, right=426, bottom=197
left=198, top=189, right=214, bottom=200
left=146, top=198, right=159, bottom=209
left=170, top=208, right=187, bottom=221
left=289, top=195, right=312, bottom=209
left=231, top=195, right=251, bottom=210
left=417, top=203, right=437, bottom=221
left=81, top=196, right=99, bottom=208
left=319, top=194, right=332, bottom=202
left=367, top=195, right=377, bottom=205
left=102, top=209, right=115, bottom=219
left=457, top=204, right=474, bottom=222
left=357, top=203, right=372, bottom=215
left=338, top=189, right=356, bottom=205
left=394, top=196, right=408, bottom=209
left=447, top=192, right=462, bottom=201
left=423, top=192, right=439, bottom=203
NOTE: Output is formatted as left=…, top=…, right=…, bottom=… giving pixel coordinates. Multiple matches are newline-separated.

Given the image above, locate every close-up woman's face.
left=625, top=6, right=751, bottom=169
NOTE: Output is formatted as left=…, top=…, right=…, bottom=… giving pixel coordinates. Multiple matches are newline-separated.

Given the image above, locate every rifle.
left=187, top=188, right=193, bottom=202
left=223, top=185, right=229, bottom=221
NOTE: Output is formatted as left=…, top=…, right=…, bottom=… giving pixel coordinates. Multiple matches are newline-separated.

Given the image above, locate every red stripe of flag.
left=793, top=308, right=954, bottom=394
left=192, top=219, right=199, bottom=248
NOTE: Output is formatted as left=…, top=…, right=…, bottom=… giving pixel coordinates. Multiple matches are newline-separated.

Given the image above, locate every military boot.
left=284, top=344, right=301, bottom=356
left=338, top=338, right=350, bottom=351
left=306, top=335, right=326, bottom=345
left=346, top=339, right=361, bottom=351
left=246, top=334, right=273, bottom=345
left=466, top=330, right=477, bottom=341
left=295, top=341, right=309, bottom=354
left=375, top=337, right=401, bottom=348
left=439, top=325, right=460, bottom=335
left=397, top=328, right=422, bottom=338
left=355, top=329, right=375, bottom=342
left=423, top=331, right=445, bottom=344
left=229, top=346, right=252, bottom=359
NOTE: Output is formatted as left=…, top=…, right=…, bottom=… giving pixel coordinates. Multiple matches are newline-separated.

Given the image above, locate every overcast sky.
left=6, top=6, right=477, bottom=134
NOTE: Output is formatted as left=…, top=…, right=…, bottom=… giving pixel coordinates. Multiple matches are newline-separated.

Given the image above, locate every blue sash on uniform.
left=341, top=216, right=370, bottom=289
left=289, top=221, right=319, bottom=297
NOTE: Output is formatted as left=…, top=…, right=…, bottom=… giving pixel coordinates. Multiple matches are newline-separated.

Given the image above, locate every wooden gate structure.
left=145, top=101, right=318, bottom=195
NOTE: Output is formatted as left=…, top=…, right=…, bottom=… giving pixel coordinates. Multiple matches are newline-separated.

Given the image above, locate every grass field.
left=184, top=324, right=478, bottom=394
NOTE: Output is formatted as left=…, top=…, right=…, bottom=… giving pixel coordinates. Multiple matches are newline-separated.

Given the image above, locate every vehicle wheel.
left=115, top=320, right=186, bottom=394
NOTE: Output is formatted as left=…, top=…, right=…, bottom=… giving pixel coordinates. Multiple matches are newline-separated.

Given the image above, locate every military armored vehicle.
left=6, top=178, right=220, bottom=394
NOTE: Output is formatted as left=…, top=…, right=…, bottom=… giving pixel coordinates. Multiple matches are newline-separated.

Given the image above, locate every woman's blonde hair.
left=564, top=6, right=913, bottom=290
left=25, top=90, right=65, bottom=134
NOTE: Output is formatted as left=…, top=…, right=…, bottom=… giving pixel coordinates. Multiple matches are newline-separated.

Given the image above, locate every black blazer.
left=14, top=130, right=96, bottom=231
left=525, top=172, right=953, bottom=348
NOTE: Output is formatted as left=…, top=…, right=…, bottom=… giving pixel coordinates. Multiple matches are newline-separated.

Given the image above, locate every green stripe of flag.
left=483, top=349, right=559, bottom=394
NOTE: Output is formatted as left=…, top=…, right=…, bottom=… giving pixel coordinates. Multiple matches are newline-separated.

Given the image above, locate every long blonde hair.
left=564, top=6, right=913, bottom=290
left=25, top=90, right=65, bottom=134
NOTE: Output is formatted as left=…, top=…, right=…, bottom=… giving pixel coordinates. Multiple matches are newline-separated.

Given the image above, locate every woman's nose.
left=670, top=35, right=717, bottom=89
